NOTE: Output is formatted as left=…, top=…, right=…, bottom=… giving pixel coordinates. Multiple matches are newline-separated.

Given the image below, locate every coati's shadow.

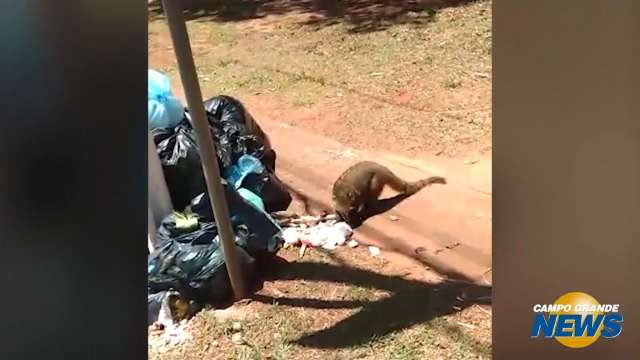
left=350, top=193, right=413, bottom=228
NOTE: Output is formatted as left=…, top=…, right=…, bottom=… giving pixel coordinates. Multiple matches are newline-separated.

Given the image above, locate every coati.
left=332, top=161, right=446, bottom=226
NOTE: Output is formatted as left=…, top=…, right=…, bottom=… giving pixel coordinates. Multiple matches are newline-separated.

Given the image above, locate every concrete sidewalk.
left=256, top=113, right=492, bottom=283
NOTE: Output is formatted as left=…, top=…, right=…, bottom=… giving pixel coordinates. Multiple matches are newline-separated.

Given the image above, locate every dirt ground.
left=148, top=0, right=492, bottom=358
left=149, top=248, right=492, bottom=360
left=148, top=0, right=491, bottom=159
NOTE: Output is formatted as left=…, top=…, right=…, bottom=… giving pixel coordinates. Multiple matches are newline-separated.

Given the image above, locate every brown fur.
left=332, top=161, right=446, bottom=224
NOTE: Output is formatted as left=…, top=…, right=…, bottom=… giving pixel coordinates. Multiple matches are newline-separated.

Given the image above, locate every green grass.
left=148, top=248, right=492, bottom=360
left=149, top=0, right=492, bottom=157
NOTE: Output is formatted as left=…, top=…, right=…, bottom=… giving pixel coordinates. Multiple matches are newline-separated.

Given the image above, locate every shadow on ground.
left=149, top=0, right=480, bottom=33
left=343, top=193, right=414, bottom=228
left=275, top=169, right=487, bottom=282
left=252, top=257, right=491, bottom=348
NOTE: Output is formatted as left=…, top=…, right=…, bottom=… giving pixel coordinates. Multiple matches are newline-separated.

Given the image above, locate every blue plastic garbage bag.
left=148, top=69, right=184, bottom=130
left=224, top=154, right=265, bottom=190
left=237, top=188, right=265, bottom=211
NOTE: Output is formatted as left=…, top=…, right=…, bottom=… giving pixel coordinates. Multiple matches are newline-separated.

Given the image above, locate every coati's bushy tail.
left=405, top=176, right=447, bottom=194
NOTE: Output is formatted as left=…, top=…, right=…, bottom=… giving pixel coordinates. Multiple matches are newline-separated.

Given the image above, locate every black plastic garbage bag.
left=148, top=192, right=283, bottom=304
left=188, top=191, right=281, bottom=254
left=204, top=95, right=276, bottom=172
left=202, top=95, right=246, bottom=126
left=156, top=200, right=280, bottom=256
left=148, top=215, right=256, bottom=302
left=207, top=94, right=293, bottom=210
left=201, top=95, right=277, bottom=172
left=152, top=120, right=206, bottom=211
left=251, top=172, right=292, bottom=214
left=185, top=96, right=264, bottom=170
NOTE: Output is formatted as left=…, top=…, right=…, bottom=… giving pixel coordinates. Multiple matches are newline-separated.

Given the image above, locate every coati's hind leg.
left=364, top=174, right=383, bottom=207
left=373, top=166, right=413, bottom=195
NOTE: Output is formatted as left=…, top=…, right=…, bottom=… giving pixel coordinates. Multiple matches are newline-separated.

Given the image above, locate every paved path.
left=253, top=109, right=492, bottom=283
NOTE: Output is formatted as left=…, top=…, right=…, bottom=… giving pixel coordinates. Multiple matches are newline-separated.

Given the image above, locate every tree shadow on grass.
left=149, top=0, right=482, bottom=33
left=252, top=258, right=491, bottom=349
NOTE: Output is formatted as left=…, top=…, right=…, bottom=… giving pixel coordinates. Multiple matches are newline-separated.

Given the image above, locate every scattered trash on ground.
left=298, top=243, right=308, bottom=258
left=347, top=239, right=359, bottom=248
left=231, top=333, right=245, bottom=345
left=148, top=319, right=191, bottom=349
left=457, top=321, right=477, bottom=330
left=232, top=322, right=242, bottom=332
left=368, top=245, right=381, bottom=257
left=272, top=212, right=354, bottom=257
left=271, top=211, right=339, bottom=227
left=324, top=148, right=356, bottom=160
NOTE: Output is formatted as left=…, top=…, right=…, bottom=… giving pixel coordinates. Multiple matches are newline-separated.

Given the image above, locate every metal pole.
left=161, top=0, right=245, bottom=299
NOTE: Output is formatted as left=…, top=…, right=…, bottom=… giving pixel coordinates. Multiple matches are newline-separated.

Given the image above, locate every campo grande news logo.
left=530, top=292, right=623, bottom=348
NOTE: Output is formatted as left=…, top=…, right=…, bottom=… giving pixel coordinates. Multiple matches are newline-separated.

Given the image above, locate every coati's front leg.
left=345, top=207, right=364, bottom=228
left=355, top=174, right=385, bottom=217
left=334, top=202, right=363, bottom=228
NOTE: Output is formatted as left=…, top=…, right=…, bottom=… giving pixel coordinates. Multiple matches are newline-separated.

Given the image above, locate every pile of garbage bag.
left=148, top=86, right=291, bottom=318
left=148, top=210, right=259, bottom=304
left=151, top=95, right=291, bottom=212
